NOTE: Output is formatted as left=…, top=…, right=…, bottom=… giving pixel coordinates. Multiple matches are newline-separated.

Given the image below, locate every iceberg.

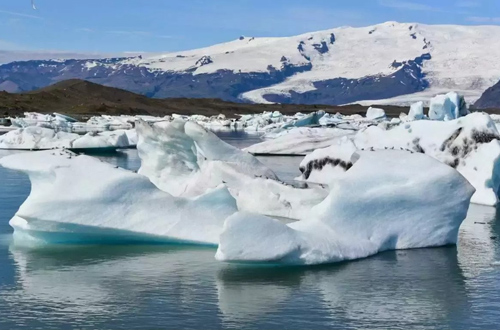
left=428, top=92, right=468, bottom=121
left=216, top=150, right=475, bottom=265
left=298, top=112, right=500, bottom=206
left=136, top=119, right=328, bottom=219
left=0, top=127, right=135, bottom=150
left=365, top=107, right=386, bottom=120
left=408, top=101, right=425, bottom=120
left=244, top=127, right=354, bottom=155
left=0, top=150, right=238, bottom=245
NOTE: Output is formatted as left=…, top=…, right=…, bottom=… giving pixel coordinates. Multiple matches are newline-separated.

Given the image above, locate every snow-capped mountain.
left=2, top=21, right=500, bottom=106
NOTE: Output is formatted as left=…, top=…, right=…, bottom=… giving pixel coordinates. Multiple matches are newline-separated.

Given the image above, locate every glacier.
left=216, top=150, right=475, bottom=265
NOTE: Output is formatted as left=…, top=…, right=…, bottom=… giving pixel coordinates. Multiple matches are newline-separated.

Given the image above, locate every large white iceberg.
left=299, top=113, right=500, bottom=206
left=0, top=150, right=238, bottom=245
left=136, top=119, right=328, bottom=219
left=216, top=150, right=475, bottom=265
left=0, top=127, right=134, bottom=150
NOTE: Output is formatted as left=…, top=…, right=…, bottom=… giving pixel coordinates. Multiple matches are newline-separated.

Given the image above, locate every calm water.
left=1, top=133, right=500, bottom=329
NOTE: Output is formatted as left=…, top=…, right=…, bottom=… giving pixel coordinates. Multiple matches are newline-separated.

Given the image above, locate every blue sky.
left=0, top=0, right=499, bottom=54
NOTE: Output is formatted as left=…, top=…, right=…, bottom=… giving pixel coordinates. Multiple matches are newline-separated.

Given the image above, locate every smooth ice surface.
left=216, top=150, right=475, bottom=265
left=0, top=150, right=238, bottom=245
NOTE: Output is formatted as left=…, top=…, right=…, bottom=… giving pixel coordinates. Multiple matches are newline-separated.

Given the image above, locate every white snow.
left=0, top=150, right=238, bottom=245
left=216, top=150, right=475, bottom=265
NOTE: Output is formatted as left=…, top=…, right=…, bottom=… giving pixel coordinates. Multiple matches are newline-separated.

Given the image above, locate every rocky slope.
left=0, top=79, right=411, bottom=117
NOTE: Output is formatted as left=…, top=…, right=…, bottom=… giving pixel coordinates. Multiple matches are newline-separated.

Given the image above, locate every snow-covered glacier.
left=298, top=112, right=500, bottom=206
left=216, top=150, right=475, bottom=265
left=2, top=22, right=500, bottom=105
left=0, top=150, right=238, bottom=245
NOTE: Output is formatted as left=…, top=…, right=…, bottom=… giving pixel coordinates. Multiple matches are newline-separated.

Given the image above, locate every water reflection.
left=216, top=248, right=468, bottom=329
left=4, top=245, right=222, bottom=329
left=3, top=203, right=500, bottom=329
left=458, top=204, right=500, bottom=277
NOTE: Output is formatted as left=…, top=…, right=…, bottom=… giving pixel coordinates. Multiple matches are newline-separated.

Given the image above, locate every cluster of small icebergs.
left=1, top=91, right=499, bottom=266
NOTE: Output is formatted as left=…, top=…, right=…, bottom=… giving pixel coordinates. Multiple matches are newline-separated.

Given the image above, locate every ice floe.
left=298, top=112, right=500, bottom=206
left=216, top=150, right=475, bottom=265
left=0, top=127, right=135, bottom=150
left=0, top=150, right=238, bottom=245
left=136, top=119, right=328, bottom=219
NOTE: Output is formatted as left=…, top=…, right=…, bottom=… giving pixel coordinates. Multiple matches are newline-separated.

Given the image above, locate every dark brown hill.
left=0, top=79, right=410, bottom=118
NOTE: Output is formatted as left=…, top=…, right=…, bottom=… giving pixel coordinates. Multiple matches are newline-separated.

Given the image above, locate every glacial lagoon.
left=0, top=133, right=499, bottom=329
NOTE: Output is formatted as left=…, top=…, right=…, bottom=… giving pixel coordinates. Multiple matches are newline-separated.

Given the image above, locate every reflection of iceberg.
left=0, top=150, right=237, bottom=245
left=458, top=204, right=499, bottom=277
left=216, top=267, right=299, bottom=324
left=217, top=150, right=475, bottom=265
left=216, top=248, right=468, bottom=327
left=5, top=245, right=219, bottom=318
left=313, top=249, right=469, bottom=326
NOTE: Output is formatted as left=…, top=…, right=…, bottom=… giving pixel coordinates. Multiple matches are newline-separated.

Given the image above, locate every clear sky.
left=0, top=0, right=499, bottom=54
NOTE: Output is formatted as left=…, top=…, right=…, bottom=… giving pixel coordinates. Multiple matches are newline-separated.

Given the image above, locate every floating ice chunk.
left=365, top=107, right=386, bottom=120
left=0, top=127, right=135, bottom=150
left=429, top=92, right=468, bottom=121
left=244, top=127, right=354, bottom=155
left=0, top=127, right=78, bottom=149
left=446, top=92, right=469, bottom=119
left=137, top=119, right=327, bottom=219
left=299, top=113, right=500, bottom=206
left=429, top=95, right=454, bottom=121
left=297, top=138, right=357, bottom=184
left=137, top=118, right=277, bottom=196
left=216, top=150, right=475, bottom=265
left=408, top=101, right=425, bottom=120
left=0, top=150, right=238, bottom=245
left=282, top=111, right=325, bottom=129
left=72, top=130, right=130, bottom=149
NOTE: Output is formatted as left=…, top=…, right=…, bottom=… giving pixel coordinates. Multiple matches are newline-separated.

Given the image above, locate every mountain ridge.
left=1, top=21, right=500, bottom=106
left=0, top=79, right=416, bottom=118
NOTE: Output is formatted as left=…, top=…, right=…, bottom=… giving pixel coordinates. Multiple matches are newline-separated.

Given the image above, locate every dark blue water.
left=1, top=142, right=500, bottom=329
